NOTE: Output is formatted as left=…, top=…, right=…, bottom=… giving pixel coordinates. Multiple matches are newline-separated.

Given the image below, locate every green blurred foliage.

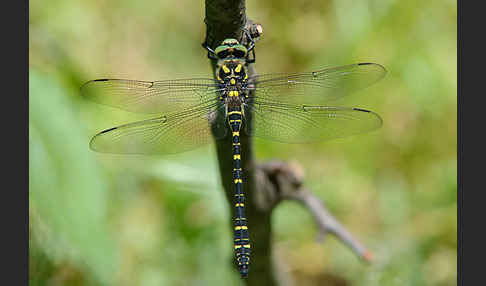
left=29, top=0, right=456, bottom=285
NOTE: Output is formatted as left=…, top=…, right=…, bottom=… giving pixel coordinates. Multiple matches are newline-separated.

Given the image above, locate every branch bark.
left=203, top=1, right=372, bottom=285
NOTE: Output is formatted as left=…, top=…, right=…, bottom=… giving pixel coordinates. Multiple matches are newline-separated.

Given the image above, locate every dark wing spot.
left=353, top=107, right=371, bottom=112
left=100, top=127, right=118, bottom=134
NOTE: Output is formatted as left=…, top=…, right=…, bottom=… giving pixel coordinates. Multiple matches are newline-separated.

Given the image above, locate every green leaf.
left=29, top=69, right=117, bottom=285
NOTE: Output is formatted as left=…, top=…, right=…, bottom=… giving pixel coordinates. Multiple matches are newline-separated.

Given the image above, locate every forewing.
left=250, top=63, right=386, bottom=105
left=90, top=103, right=226, bottom=154
left=81, top=78, right=221, bottom=114
left=244, top=102, right=382, bottom=143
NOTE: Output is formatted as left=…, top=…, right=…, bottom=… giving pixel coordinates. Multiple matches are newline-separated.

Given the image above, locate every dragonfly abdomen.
left=228, top=107, right=251, bottom=278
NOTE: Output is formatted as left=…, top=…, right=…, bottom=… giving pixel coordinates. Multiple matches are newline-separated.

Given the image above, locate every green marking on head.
left=215, top=38, right=248, bottom=59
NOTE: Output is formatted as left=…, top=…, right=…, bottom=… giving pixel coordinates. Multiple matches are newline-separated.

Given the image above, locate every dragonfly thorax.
left=217, top=59, right=249, bottom=107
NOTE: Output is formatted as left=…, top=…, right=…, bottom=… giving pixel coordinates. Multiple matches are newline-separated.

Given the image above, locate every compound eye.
left=234, top=50, right=246, bottom=58
left=233, top=45, right=248, bottom=58
left=217, top=50, right=230, bottom=59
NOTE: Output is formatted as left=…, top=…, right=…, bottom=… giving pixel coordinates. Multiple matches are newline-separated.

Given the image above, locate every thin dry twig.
left=288, top=187, right=373, bottom=262
left=258, top=161, right=373, bottom=262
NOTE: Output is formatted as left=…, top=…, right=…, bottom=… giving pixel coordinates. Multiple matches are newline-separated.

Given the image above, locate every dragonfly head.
left=215, top=38, right=248, bottom=59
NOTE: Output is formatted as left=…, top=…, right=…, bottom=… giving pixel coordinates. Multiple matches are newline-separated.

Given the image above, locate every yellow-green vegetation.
left=29, top=0, right=456, bottom=285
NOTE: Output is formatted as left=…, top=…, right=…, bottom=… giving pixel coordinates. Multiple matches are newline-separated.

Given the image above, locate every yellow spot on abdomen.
left=233, top=154, right=241, bottom=160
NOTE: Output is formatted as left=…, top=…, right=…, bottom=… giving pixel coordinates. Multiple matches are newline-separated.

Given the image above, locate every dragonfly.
left=81, top=38, right=386, bottom=278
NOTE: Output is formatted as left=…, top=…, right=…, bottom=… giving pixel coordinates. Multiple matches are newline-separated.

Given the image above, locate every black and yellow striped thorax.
left=216, top=59, right=249, bottom=108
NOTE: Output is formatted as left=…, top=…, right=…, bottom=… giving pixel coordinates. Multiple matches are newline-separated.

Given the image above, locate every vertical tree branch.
left=203, top=1, right=372, bottom=285
left=203, top=1, right=277, bottom=285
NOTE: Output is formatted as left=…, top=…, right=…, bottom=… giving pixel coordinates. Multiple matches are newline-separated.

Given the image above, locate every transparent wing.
left=90, top=102, right=227, bottom=155
left=81, top=78, right=221, bottom=114
left=244, top=101, right=382, bottom=143
left=249, top=63, right=386, bottom=105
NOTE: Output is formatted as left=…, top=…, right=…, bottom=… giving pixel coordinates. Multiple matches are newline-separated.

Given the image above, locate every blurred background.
left=29, top=0, right=457, bottom=285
